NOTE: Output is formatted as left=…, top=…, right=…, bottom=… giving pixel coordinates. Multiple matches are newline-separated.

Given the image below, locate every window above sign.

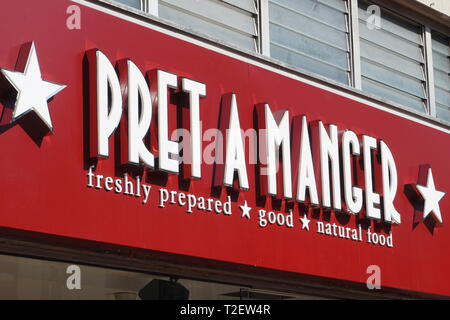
left=113, top=0, right=142, bottom=9
left=268, top=0, right=352, bottom=85
left=432, top=32, right=450, bottom=122
left=113, top=0, right=260, bottom=52
left=358, top=1, right=428, bottom=113
left=109, top=0, right=450, bottom=125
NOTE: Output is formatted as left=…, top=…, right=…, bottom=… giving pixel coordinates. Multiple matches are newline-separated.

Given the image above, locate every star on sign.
left=1, top=42, right=66, bottom=131
left=416, top=167, right=446, bottom=225
left=299, top=214, right=311, bottom=231
left=239, top=200, right=252, bottom=219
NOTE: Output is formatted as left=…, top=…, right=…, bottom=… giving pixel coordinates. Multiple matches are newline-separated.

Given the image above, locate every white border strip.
left=71, top=0, right=450, bottom=135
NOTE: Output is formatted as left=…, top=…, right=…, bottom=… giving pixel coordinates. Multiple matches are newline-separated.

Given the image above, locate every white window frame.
left=142, top=0, right=158, bottom=15
left=424, top=26, right=437, bottom=117
left=259, top=0, right=270, bottom=56
left=349, top=0, right=362, bottom=89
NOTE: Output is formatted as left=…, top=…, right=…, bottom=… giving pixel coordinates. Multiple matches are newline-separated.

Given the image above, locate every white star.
left=416, top=168, right=446, bottom=225
left=239, top=200, right=251, bottom=219
left=1, top=42, right=66, bottom=131
left=299, top=214, right=311, bottom=231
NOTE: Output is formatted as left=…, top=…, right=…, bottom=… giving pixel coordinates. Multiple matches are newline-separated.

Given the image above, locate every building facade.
left=0, top=0, right=449, bottom=299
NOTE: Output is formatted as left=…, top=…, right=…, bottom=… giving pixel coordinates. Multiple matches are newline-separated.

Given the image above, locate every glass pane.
left=358, top=20, right=423, bottom=62
left=0, top=254, right=249, bottom=299
left=223, top=0, right=257, bottom=13
left=358, top=1, right=427, bottom=112
left=162, top=0, right=256, bottom=35
left=432, top=51, right=450, bottom=73
left=358, top=4, right=422, bottom=44
left=269, top=2, right=348, bottom=50
left=436, top=87, right=450, bottom=106
left=360, top=39, right=424, bottom=80
left=272, top=0, right=348, bottom=31
left=113, top=0, right=141, bottom=9
left=270, top=44, right=350, bottom=84
left=320, top=0, right=347, bottom=12
left=434, top=69, right=450, bottom=91
left=436, top=104, right=450, bottom=122
left=361, top=59, right=426, bottom=98
left=432, top=35, right=450, bottom=55
left=362, top=78, right=426, bottom=112
left=159, top=0, right=258, bottom=52
left=432, top=32, right=450, bottom=122
left=269, top=0, right=350, bottom=85
left=270, top=23, right=349, bottom=70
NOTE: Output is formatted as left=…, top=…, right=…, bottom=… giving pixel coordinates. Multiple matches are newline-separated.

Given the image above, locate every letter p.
left=87, top=49, right=123, bottom=159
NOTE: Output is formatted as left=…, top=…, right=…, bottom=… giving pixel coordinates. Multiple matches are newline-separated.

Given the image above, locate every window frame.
left=428, top=29, right=450, bottom=121
left=350, top=0, right=450, bottom=120
left=141, top=0, right=262, bottom=53
left=355, top=0, right=430, bottom=114
left=265, top=0, right=354, bottom=86
left=425, top=26, right=437, bottom=117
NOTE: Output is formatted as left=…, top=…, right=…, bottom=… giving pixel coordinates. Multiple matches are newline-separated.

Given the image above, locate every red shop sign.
left=0, top=0, right=448, bottom=296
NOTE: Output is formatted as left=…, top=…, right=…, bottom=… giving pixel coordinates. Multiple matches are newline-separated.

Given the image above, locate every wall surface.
left=416, top=0, right=450, bottom=16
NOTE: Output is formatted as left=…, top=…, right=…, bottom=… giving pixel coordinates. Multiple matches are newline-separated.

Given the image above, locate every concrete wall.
left=416, top=0, right=450, bottom=16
